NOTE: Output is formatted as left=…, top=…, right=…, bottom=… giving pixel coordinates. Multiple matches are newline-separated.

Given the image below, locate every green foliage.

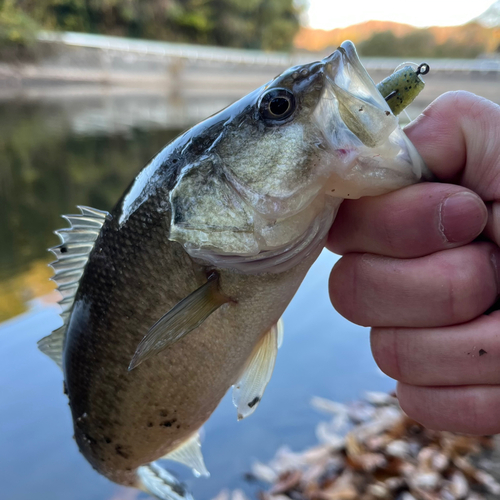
left=358, top=31, right=400, bottom=57
left=359, top=29, right=486, bottom=58
left=16, top=0, right=301, bottom=50
left=0, top=0, right=39, bottom=49
left=0, top=100, right=180, bottom=279
left=434, top=39, right=485, bottom=59
left=399, top=30, right=435, bottom=58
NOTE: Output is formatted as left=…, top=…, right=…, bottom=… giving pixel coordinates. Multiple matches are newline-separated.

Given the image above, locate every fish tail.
left=137, top=461, right=194, bottom=500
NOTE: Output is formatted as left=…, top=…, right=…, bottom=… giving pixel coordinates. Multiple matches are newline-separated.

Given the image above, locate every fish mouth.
left=315, top=41, right=427, bottom=199
left=321, top=40, right=397, bottom=148
left=168, top=42, right=429, bottom=274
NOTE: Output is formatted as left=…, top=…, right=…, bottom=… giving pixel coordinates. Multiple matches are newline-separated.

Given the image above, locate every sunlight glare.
left=306, top=0, right=495, bottom=30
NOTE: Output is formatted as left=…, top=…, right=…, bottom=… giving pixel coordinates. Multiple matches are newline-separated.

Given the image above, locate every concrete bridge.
left=38, top=31, right=500, bottom=74
left=0, top=32, right=497, bottom=133
left=1, top=31, right=498, bottom=97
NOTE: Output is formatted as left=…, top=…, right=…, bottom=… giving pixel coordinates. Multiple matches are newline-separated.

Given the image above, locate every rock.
left=386, top=440, right=410, bottom=458
left=448, top=471, right=469, bottom=499
left=474, top=470, right=500, bottom=495
left=364, top=392, right=398, bottom=406
left=257, top=393, right=499, bottom=500
left=251, top=462, right=278, bottom=483
left=269, top=470, right=302, bottom=495
left=410, top=471, right=441, bottom=491
left=366, top=482, right=390, bottom=498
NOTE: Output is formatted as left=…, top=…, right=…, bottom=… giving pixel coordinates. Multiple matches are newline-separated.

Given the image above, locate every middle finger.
left=327, top=183, right=487, bottom=258
left=329, top=242, right=500, bottom=327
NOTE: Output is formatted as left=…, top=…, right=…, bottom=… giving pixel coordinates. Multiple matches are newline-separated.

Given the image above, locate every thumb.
left=405, top=91, right=500, bottom=202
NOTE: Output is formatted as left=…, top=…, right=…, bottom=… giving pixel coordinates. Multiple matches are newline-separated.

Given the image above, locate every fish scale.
left=62, top=192, right=312, bottom=487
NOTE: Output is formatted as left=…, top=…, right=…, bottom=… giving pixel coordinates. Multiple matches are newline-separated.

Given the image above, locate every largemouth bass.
left=38, top=42, right=429, bottom=500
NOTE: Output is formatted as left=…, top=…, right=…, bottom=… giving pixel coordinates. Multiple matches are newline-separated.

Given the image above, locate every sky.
left=306, top=0, right=495, bottom=30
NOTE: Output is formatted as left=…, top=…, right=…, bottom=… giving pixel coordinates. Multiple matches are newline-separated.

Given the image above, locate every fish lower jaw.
left=181, top=199, right=341, bottom=275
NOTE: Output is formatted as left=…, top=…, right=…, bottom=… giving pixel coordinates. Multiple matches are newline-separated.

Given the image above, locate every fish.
left=38, top=41, right=430, bottom=500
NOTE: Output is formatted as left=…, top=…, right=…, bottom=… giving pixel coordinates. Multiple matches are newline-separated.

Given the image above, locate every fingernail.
left=439, top=192, right=487, bottom=243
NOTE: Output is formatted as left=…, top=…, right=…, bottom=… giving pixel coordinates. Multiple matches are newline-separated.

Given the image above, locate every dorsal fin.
left=37, top=206, right=108, bottom=368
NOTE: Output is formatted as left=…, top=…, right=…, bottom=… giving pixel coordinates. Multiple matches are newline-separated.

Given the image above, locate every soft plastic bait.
left=377, top=62, right=430, bottom=115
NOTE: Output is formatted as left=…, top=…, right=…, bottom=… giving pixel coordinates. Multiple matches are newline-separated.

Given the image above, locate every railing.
left=38, top=31, right=500, bottom=74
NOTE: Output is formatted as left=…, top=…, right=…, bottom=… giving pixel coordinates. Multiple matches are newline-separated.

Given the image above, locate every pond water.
left=0, top=89, right=423, bottom=500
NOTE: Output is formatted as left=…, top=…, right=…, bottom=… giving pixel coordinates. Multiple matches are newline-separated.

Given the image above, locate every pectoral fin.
left=162, top=432, right=209, bottom=478
left=129, top=272, right=229, bottom=370
left=232, top=319, right=283, bottom=421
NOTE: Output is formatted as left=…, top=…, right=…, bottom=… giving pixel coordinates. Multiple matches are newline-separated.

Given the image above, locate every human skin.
left=327, top=91, right=500, bottom=435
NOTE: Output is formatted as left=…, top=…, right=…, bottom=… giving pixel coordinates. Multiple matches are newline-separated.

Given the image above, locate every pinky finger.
left=397, top=383, right=500, bottom=435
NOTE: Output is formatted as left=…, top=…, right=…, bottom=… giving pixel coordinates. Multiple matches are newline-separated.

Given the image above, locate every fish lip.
left=320, top=40, right=391, bottom=116
left=316, top=40, right=401, bottom=154
left=331, top=41, right=367, bottom=79
left=314, top=41, right=426, bottom=196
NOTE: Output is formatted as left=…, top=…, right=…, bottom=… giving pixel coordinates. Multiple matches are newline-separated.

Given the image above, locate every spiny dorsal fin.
left=37, top=206, right=108, bottom=368
left=129, top=272, right=230, bottom=370
left=161, top=432, right=209, bottom=478
left=232, top=319, right=283, bottom=421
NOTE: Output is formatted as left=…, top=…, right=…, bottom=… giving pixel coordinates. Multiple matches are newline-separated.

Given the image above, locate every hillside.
left=295, top=20, right=500, bottom=56
left=294, top=21, right=415, bottom=52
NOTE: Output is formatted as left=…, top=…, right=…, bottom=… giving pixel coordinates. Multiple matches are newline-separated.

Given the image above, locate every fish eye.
left=259, top=88, right=296, bottom=124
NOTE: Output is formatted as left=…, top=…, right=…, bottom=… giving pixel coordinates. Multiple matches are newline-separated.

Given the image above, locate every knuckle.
left=434, top=245, right=497, bottom=321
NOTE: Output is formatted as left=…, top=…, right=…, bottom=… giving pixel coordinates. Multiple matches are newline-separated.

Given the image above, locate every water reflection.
left=0, top=97, right=188, bottom=320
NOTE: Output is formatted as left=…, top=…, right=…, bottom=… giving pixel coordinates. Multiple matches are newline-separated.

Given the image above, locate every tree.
left=16, top=0, right=301, bottom=50
left=358, top=27, right=487, bottom=58
left=0, top=0, right=39, bottom=49
left=358, top=31, right=401, bottom=57
left=400, top=30, right=435, bottom=57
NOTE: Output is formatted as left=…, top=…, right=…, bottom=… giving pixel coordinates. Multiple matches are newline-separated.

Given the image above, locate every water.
left=0, top=89, right=410, bottom=500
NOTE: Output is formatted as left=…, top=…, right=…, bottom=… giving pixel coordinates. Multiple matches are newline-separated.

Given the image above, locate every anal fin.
left=137, top=462, right=193, bottom=500
left=232, top=318, right=283, bottom=421
left=161, top=432, right=209, bottom=478
left=129, top=272, right=229, bottom=370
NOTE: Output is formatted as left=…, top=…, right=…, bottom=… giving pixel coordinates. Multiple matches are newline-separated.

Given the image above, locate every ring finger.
left=329, top=242, right=500, bottom=327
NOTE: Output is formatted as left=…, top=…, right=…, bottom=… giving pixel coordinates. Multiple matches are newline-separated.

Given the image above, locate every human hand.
left=327, top=91, right=500, bottom=434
